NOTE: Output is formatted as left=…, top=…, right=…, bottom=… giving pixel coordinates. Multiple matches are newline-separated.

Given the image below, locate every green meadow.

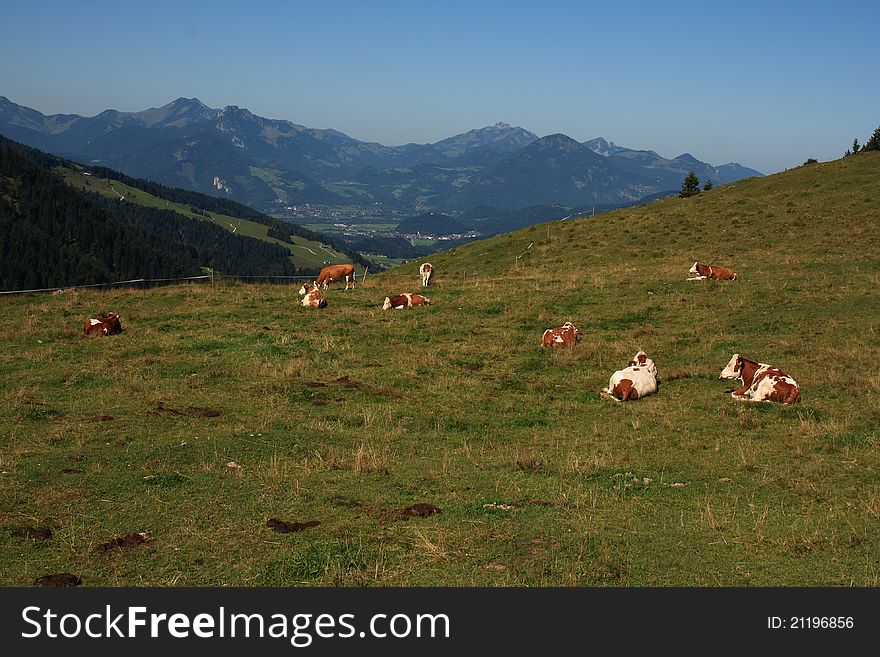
left=1, top=154, right=878, bottom=586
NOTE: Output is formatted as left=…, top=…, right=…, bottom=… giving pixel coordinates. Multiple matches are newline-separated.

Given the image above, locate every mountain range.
left=0, top=96, right=763, bottom=214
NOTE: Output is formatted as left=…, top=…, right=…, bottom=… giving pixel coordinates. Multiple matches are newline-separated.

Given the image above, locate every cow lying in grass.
left=298, top=282, right=328, bottom=308
left=382, top=293, right=431, bottom=310
left=540, top=322, right=581, bottom=348
left=688, top=261, right=737, bottom=280
left=601, top=350, right=659, bottom=401
left=719, top=354, right=800, bottom=404
left=83, top=312, right=122, bottom=336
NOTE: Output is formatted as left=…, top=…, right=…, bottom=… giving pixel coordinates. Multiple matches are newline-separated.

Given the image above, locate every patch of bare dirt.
left=266, top=518, right=321, bottom=533
left=97, top=532, right=152, bottom=552
left=370, top=502, right=443, bottom=521
left=400, top=503, right=442, bottom=519
left=35, top=573, right=81, bottom=587
left=12, top=527, right=53, bottom=540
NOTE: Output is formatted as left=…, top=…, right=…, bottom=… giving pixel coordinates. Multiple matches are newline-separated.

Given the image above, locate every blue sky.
left=1, top=0, right=878, bottom=173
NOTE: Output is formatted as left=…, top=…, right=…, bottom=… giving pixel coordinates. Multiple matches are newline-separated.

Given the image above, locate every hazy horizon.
left=2, top=0, right=878, bottom=174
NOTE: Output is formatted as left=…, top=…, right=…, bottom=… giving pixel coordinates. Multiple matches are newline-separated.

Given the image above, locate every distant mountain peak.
left=583, top=137, right=627, bottom=157
left=532, top=133, right=586, bottom=151
left=430, top=122, right=538, bottom=161
left=675, top=153, right=702, bottom=164
left=170, top=96, right=206, bottom=106
left=464, top=122, right=531, bottom=137
left=162, top=97, right=211, bottom=113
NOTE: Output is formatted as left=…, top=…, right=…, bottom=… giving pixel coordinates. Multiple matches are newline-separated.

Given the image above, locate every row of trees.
left=844, top=125, right=880, bottom=157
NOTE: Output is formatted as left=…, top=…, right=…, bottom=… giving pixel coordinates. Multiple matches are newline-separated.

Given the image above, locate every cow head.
left=562, top=322, right=582, bottom=341
left=689, top=262, right=700, bottom=275
left=382, top=297, right=392, bottom=310
left=628, top=350, right=657, bottom=376
left=720, top=354, right=743, bottom=379
left=99, top=312, right=121, bottom=335
left=298, top=282, right=316, bottom=296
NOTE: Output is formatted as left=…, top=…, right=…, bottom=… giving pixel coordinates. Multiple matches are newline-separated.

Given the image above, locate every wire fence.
left=0, top=273, right=321, bottom=296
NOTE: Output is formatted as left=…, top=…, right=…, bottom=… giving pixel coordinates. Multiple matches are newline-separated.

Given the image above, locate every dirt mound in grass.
left=35, top=573, right=81, bottom=587
left=266, top=518, right=321, bottom=533
left=12, top=526, right=53, bottom=540
left=97, top=532, right=152, bottom=552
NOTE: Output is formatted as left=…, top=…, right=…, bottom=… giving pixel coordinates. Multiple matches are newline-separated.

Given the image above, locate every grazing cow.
left=419, top=262, right=434, bottom=287
left=316, top=264, right=356, bottom=290
left=719, top=354, right=800, bottom=404
left=688, top=261, right=737, bottom=281
left=298, top=282, right=328, bottom=308
left=382, top=293, right=431, bottom=310
left=540, top=321, right=581, bottom=348
left=601, top=350, right=659, bottom=402
left=83, top=312, right=122, bottom=336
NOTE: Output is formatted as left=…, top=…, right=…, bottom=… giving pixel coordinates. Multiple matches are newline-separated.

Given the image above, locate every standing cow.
left=298, top=282, right=328, bottom=308
left=419, top=262, right=434, bottom=287
left=316, top=264, right=356, bottom=290
left=719, top=354, right=800, bottom=404
left=601, top=350, right=659, bottom=401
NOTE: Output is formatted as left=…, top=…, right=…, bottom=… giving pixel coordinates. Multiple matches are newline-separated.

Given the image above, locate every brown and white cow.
left=298, top=282, right=328, bottom=308
left=83, top=312, right=122, bottom=336
left=540, top=321, right=581, bottom=348
left=382, top=293, right=431, bottom=310
left=419, top=262, right=434, bottom=287
left=601, top=350, right=659, bottom=402
left=719, top=354, right=800, bottom=404
left=688, top=261, right=737, bottom=281
left=316, top=264, right=356, bottom=290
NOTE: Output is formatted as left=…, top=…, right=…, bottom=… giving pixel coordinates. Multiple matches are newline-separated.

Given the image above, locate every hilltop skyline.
left=2, top=0, right=878, bottom=174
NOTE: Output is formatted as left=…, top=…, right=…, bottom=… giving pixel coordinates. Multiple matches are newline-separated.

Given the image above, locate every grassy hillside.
left=60, top=167, right=355, bottom=272
left=1, top=154, right=878, bottom=586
